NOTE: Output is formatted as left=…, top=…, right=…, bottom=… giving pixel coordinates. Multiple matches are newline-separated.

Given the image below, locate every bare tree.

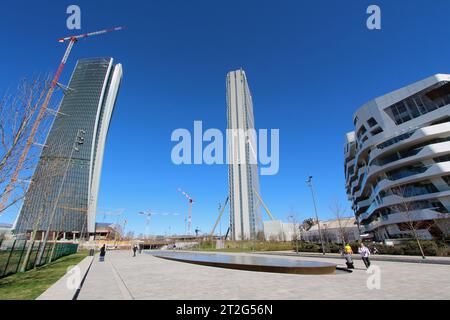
left=390, top=184, right=426, bottom=259
left=0, top=77, right=51, bottom=215
left=330, top=199, right=353, bottom=245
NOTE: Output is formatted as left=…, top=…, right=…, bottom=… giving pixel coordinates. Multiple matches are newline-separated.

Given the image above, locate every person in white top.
left=358, top=243, right=371, bottom=269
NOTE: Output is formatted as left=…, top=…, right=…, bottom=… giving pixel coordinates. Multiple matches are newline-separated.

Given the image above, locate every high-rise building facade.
left=13, top=57, right=122, bottom=236
left=344, top=74, right=450, bottom=241
left=226, top=69, right=262, bottom=240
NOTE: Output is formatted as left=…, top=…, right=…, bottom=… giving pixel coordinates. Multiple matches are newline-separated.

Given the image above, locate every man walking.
left=132, top=244, right=137, bottom=257
left=358, top=243, right=371, bottom=269
left=99, top=244, right=106, bottom=262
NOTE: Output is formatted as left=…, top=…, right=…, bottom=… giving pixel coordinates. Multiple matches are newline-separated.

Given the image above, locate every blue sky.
left=1, top=0, right=450, bottom=236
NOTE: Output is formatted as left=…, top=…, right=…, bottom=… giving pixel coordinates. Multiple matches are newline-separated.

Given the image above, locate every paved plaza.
left=70, top=250, right=450, bottom=300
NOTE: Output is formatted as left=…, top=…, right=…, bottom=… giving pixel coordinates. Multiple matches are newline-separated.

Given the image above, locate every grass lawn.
left=0, top=251, right=88, bottom=300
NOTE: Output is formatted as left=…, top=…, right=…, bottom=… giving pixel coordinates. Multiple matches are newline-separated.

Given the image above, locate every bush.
left=298, top=242, right=321, bottom=252
left=403, top=240, right=438, bottom=256
left=327, top=243, right=342, bottom=254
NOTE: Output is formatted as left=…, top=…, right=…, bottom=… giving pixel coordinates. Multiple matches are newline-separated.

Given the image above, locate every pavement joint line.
left=108, top=259, right=134, bottom=300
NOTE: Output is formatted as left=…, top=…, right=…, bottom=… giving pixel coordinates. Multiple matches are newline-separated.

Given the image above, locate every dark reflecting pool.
left=148, top=251, right=336, bottom=275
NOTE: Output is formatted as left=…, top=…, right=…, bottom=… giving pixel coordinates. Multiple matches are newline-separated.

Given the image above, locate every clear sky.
left=1, top=0, right=450, bottom=236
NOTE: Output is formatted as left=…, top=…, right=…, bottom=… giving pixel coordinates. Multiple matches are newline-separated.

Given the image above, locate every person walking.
left=99, top=244, right=106, bottom=262
left=358, top=243, right=371, bottom=269
left=343, top=243, right=354, bottom=269
left=132, top=244, right=137, bottom=257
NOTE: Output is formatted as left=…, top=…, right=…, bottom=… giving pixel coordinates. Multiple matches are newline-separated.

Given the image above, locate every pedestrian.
left=343, top=243, right=354, bottom=269
left=359, top=243, right=371, bottom=269
left=133, top=244, right=137, bottom=257
left=99, top=244, right=106, bottom=262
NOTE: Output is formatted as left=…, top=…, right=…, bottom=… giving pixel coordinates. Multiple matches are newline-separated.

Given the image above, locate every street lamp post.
left=306, top=176, right=326, bottom=255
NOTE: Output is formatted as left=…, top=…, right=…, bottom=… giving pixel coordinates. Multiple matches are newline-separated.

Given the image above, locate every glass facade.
left=384, top=82, right=450, bottom=125
left=13, top=58, right=122, bottom=235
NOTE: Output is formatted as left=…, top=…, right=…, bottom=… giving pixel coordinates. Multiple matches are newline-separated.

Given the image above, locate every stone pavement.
left=75, top=250, right=450, bottom=300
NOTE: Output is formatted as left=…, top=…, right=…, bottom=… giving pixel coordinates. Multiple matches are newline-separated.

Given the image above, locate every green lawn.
left=0, top=251, right=88, bottom=300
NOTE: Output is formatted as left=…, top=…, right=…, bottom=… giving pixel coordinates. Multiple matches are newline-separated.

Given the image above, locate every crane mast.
left=177, top=188, right=194, bottom=235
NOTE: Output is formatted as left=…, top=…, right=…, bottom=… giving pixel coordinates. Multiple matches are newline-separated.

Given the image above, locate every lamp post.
left=306, top=176, right=326, bottom=255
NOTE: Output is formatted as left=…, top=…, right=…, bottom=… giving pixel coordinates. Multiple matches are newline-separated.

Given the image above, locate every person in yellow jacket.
left=343, top=243, right=354, bottom=269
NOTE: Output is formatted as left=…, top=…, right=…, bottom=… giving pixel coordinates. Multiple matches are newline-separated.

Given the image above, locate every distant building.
left=263, top=220, right=297, bottom=241
left=303, top=217, right=359, bottom=244
left=94, top=222, right=122, bottom=240
left=345, top=74, right=450, bottom=241
left=0, top=223, right=12, bottom=240
left=13, top=58, right=122, bottom=238
left=226, top=69, right=262, bottom=240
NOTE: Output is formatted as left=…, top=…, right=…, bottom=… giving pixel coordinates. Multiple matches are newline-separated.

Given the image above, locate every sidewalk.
left=72, top=250, right=450, bottom=300
left=254, top=251, right=450, bottom=265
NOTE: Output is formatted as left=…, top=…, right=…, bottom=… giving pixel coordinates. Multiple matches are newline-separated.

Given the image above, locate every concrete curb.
left=252, top=251, right=450, bottom=265
left=37, top=255, right=94, bottom=300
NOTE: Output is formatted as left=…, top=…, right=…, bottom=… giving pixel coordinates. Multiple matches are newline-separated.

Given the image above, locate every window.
left=367, top=117, right=378, bottom=128
left=386, top=164, right=427, bottom=181
left=371, top=127, right=383, bottom=136
left=384, top=82, right=450, bottom=125
left=442, top=175, right=450, bottom=187
left=434, top=154, right=450, bottom=163
left=357, top=125, right=367, bottom=139
left=376, top=131, right=415, bottom=150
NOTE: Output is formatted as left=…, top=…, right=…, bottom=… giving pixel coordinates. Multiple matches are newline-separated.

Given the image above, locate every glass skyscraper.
left=226, top=69, right=262, bottom=240
left=13, top=57, right=122, bottom=237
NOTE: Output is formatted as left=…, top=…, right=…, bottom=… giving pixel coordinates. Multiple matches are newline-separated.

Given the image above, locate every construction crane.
left=210, top=196, right=229, bottom=238
left=0, top=26, right=125, bottom=213
left=253, top=189, right=275, bottom=221
left=177, top=188, right=194, bottom=235
left=98, top=208, right=125, bottom=221
left=138, top=210, right=179, bottom=238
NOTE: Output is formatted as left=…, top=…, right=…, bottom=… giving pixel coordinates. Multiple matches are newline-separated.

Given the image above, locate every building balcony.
left=362, top=209, right=450, bottom=233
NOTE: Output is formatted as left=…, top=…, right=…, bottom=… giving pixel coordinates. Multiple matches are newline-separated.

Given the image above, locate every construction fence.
left=0, top=239, right=78, bottom=279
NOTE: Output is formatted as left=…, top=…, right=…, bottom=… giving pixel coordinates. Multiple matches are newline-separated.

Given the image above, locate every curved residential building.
left=13, top=57, right=122, bottom=237
left=345, top=74, right=450, bottom=240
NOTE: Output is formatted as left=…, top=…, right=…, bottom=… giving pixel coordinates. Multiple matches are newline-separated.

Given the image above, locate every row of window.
left=384, top=82, right=450, bottom=125
left=372, top=136, right=450, bottom=166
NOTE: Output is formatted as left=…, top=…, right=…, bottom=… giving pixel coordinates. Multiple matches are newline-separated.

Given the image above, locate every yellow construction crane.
left=253, top=189, right=275, bottom=221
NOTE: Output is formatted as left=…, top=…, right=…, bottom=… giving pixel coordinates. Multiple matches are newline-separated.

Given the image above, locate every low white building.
left=303, top=217, right=359, bottom=244
left=263, top=220, right=298, bottom=241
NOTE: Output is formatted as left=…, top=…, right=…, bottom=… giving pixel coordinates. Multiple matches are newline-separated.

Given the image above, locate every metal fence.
left=0, top=239, right=78, bottom=278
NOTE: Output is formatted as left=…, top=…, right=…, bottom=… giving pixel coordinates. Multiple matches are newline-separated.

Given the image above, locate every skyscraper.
left=13, top=57, right=122, bottom=237
left=226, top=69, right=262, bottom=240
